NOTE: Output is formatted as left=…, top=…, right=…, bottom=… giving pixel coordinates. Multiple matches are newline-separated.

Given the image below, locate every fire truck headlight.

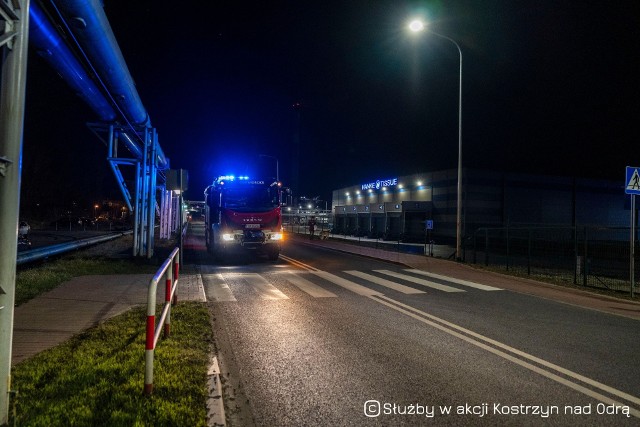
left=222, top=233, right=235, bottom=241
left=270, top=233, right=283, bottom=241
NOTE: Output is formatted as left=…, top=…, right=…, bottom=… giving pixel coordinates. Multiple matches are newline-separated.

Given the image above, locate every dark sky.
left=21, top=1, right=639, bottom=208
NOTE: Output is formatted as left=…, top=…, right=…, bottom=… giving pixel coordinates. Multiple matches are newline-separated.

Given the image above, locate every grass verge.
left=15, top=257, right=159, bottom=306
left=10, top=302, right=212, bottom=426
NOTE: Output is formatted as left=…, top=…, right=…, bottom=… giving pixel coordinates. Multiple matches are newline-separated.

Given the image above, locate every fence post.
left=506, top=226, right=510, bottom=271
left=473, top=230, right=477, bottom=264
left=527, top=228, right=531, bottom=276
left=485, top=228, right=489, bottom=266
left=144, top=278, right=157, bottom=395
left=173, top=251, right=180, bottom=305
left=163, top=265, right=173, bottom=338
left=583, top=226, right=588, bottom=287
left=573, top=226, right=578, bottom=285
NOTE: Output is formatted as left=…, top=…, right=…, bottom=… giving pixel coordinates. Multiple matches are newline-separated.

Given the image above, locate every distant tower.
left=291, top=101, right=302, bottom=197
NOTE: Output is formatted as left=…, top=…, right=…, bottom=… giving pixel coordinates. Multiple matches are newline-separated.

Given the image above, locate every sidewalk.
left=11, top=272, right=205, bottom=365
left=289, top=233, right=640, bottom=321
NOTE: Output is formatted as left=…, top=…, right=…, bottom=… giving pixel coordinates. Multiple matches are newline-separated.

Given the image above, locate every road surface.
left=184, top=221, right=640, bottom=426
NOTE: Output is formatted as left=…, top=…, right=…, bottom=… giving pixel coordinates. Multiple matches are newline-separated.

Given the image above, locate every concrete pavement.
left=11, top=271, right=205, bottom=365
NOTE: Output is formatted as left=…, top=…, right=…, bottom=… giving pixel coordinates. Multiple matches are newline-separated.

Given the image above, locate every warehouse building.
left=331, top=169, right=628, bottom=244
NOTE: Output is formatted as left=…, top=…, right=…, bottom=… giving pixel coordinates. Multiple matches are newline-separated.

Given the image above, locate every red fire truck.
left=204, top=175, right=284, bottom=261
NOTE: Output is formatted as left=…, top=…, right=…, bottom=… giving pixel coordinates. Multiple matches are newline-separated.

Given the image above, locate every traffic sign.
left=625, top=166, right=640, bottom=195
left=426, top=220, right=434, bottom=230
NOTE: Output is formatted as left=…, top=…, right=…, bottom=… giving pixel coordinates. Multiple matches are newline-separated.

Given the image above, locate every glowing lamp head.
left=408, top=19, right=425, bottom=32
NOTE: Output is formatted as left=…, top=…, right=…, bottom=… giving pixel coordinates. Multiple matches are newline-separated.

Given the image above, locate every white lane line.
left=375, top=270, right=465, bottom=293
left=344, top=270, right=426, bottom=294
left=285, top=271, right=337, bottom=298
left=242, top=273, right=289, bottom=300
left=202, top=273, right=236, bottom=302
left=405, top=269, right=502, bottom=291
left=312, top=271, right=383, bottom=296
left=370, top=294, right=640, bottom=416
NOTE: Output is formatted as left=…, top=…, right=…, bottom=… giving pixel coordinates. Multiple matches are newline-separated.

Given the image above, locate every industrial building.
left=331, top=169, right=628, bottom=245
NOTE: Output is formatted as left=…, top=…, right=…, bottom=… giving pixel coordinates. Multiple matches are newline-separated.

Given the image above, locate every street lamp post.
left=409, top=19, right=463, bottom=260
left=259, top=154, right=279, bottom=182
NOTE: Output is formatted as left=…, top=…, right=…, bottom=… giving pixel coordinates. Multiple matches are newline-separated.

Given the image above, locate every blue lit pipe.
left=30, top=1, right=168, bottom=169
left=52, top=0, right=149, bottom=126
left=29, top=2, right=116, bottom=122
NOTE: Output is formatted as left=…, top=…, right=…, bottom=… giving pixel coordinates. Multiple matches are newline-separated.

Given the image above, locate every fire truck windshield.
left=222, top=186, right=279, bottom=212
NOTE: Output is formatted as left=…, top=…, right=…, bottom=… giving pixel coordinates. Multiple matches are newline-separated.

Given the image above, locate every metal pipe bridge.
left=28, top=0, right=179, bottom=258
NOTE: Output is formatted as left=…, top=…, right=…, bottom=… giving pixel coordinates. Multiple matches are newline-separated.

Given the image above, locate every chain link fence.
left=466, top=226, right=636, bottom=294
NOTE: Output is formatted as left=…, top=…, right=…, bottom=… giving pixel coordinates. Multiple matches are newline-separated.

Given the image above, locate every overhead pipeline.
left=29, top=2, right=117, bottom=122
left=51, top=0, right=149, bottom=127
left=29, top=0, right=168, bottom=169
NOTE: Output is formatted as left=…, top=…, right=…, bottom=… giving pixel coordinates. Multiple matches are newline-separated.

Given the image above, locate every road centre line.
left=280, top=254, right=318, bottom=271
left=368, top=294, right=640, bottom=417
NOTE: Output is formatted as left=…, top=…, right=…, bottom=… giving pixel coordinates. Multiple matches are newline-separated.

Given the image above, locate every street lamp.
left=408, top=18, right=463, bottom=260
left=259, top=154, right=279, bottom=182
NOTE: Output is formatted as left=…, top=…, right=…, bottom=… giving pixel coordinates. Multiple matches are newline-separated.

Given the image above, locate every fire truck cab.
left=204, top=175, right=283, bottom=261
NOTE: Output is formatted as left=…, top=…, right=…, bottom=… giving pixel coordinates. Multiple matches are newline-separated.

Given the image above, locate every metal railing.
left=17, top=231, right=132, bottom=265
left=468, top=226, right=637, bottom=295
left=144, top=246, right=180, bottom=395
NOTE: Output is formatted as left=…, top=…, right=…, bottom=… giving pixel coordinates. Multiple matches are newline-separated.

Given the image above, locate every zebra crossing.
left=202, top=267, right=502, bottom=302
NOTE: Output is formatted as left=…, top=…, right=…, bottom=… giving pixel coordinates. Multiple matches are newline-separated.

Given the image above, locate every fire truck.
left=204, top=175, right=284, bottom=261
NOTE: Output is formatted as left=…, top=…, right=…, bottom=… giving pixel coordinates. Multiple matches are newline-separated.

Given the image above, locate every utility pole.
left=0, top=1, right=30, bottom=424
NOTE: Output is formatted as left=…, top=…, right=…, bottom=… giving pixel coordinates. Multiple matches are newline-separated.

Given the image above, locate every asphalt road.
left=185, top=223, right=640, bottom=426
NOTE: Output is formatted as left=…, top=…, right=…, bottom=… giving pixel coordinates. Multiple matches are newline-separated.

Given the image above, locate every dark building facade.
left=331, top=169, right=628, bottom=244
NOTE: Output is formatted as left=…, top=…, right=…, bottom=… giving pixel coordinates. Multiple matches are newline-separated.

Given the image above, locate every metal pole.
left=454, top=41, right=463, bottom=261
left=260, top=154, right=279, bottom=182
left=430, top=31, right=463, bottom=261
left=0, top=2, right=30, bottom=423
left=147, top=128, right=157, bottom=258
left=631, top=195, right=635, bottom=298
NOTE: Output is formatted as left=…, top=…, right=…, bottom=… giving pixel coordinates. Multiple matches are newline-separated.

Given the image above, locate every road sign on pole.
left=625, top=166, right=640, bottom=195
left=626, top=167, right=638, bottom=298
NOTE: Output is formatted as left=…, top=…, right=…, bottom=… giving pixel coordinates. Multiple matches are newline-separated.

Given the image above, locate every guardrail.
left=16, top=231, right=132, bottom=265
left=144, top=246, right=180, bottom=395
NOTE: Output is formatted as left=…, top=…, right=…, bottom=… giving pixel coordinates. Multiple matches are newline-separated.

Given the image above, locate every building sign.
left=361, top=177, right=398, bottom=191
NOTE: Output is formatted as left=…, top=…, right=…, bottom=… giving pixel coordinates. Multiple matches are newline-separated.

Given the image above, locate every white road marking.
left=285, top=271, right=337, bottom=298
left=202, top=273, right=237, bottom=302
left=344, top=270, right=425, bottom=294
left=370, top=294, right=640, bottom=417
left=241, top=273, right=289, bottom=300
left=375, top=270, right=465, bottom=293
left=311, top=271, right=383, bottom=296
left=405, top=269, right=502, bottom=291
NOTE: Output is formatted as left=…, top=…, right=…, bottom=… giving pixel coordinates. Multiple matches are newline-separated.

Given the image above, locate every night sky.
left=20, top=1, right=639, bottom=211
